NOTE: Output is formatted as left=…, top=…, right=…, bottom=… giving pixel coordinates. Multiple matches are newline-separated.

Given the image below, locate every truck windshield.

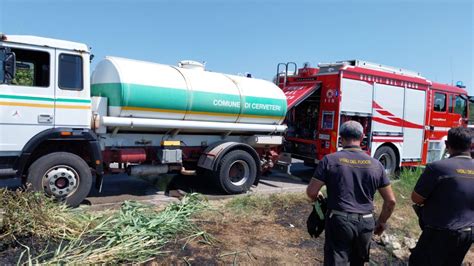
left=0, top=47, right=4, bottom=83
left=454, top=95, right=467, bottom=118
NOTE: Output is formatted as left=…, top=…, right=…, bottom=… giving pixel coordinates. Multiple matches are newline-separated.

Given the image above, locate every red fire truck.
left=277, top=60, right=469, bottom=175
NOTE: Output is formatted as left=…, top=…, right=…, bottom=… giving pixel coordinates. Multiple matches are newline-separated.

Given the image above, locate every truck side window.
left=433, top=92, right=446, bottom=112
left=59, top=54, right=83, bottom=91
left=11, top=48, right=50, bottom=87
left=454, top=95, right=467, bottom=117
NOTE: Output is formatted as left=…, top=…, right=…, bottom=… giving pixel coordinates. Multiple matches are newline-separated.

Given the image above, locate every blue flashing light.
left=456, top=81, right=466, bottom=88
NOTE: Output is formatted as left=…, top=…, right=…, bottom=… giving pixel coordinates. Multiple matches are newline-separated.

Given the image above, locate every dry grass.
left=160, top=192, right=326, bottom=265
left=0, top=170, right=427, bottom=264
left=162, top=192, right=402, bottom=265
left=225, top=192, right=310, bottom=214
left=0, top=190, right=211, bottom=264
left=226, top=170, right=423, bottom=239
left=0, top=188, right=97, bottom=241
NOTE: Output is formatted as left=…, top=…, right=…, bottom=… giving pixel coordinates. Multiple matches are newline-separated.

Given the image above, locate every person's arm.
left=411, top=191, right=426, bottom=205
left=411, top=164, right=437, bottom=205
left=306, top=157, right=328, bottom=201
left=306, top=178, right=325, bottom=201
left=374, top=185, right=396, bottom=235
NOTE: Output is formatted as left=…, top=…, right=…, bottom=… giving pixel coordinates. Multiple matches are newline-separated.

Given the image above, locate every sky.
left=0, top=0, right=473, bottom=93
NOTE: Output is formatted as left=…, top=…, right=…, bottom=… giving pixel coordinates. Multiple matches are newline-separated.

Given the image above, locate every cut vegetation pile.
left=0, top=188, right=95, bottom=241
left=0, top=190, right=209, bottom=264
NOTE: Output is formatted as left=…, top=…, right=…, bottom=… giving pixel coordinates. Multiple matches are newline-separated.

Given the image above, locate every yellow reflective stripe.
left=0, top=101, right=53, bottom=108
left=123, top=106, right=196, bottom=115
left=189, top=110, right=239, bottom=117
left=55, top=104, right=90, bottom=110
left=242, top=113, right=284, bottom=119
left=0, top=101, right=89, bottom=110
left=343, top=148, right=363, bottom=151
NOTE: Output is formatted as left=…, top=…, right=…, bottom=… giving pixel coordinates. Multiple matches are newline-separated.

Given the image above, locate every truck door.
left=53, top=50, right=91, bottom=128
left=402, top=88, right=426, bottom=160
left=451, top=94, right=468, bottom=127
left=426, top=90, right=449, bottom=162
left=430, top=90, right=449, bottom=129
left=0, top=45, right=55, bottom=154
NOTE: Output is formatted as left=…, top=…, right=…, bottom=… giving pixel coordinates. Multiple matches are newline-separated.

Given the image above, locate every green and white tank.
left=91, top=57, right=287, bottom=125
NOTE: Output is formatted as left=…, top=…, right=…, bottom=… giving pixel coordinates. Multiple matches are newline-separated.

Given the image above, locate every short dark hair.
left=339, top=121, right=364, bottom=140
left=446, top=127, right=473, bottom=152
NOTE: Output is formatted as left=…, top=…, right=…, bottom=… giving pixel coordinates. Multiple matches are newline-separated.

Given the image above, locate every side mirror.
left=468, top=96, right=474, bottom=103
left=459, top=94, right=474, bottom=103
left=0, top=47, right=16, bottom=84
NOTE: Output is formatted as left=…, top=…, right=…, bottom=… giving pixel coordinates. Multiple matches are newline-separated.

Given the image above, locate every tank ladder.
left=276, top=62, right=297, bottom=87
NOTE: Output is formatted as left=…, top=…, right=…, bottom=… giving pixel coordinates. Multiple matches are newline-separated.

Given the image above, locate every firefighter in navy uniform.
left=410, top=127, right=474, bottom=266
left=307, top=121, right=397, bottom=266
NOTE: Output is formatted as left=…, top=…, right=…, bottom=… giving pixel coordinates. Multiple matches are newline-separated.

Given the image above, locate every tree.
left=12, top=62, right=34, bottom=86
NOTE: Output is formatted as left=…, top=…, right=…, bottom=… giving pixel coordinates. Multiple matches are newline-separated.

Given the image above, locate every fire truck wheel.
left=374, top=146, right=397, bottom=177
left=215, top=150, right=257, bottom=194
left=26, top=152, right=93, bottom=207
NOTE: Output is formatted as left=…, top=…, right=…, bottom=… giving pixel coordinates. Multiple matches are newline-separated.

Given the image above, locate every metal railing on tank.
left=276, top=62, right=297, bottom=87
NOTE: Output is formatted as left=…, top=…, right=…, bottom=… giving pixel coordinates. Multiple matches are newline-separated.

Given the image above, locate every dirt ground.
left=1, top=192, right=472, bottom=265
left=156, top=198, right=407, bottom=265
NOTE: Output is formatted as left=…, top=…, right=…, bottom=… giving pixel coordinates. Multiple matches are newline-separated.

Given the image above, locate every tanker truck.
left=0, top=34, right=288, bottom=206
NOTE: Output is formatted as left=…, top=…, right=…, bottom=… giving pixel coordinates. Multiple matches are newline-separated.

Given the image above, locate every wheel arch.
left=197, top=141, right=261, bottom=179
left=14, top=128, right=103, bottom=180
left=372, top=142, right=401, bottom=168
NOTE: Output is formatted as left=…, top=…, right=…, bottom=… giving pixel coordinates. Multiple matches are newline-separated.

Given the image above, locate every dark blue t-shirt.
left=313, top=147, right=390, bottom=214
left=414, top=154, right=474, bottom=230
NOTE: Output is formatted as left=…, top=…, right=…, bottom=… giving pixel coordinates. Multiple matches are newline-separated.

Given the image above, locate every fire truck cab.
left=278, top=60, right=469, bottom=175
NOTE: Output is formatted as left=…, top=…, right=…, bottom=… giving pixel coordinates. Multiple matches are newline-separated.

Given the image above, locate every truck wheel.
left=27, top=152, right=92, bottom=207
left=215, top=150, right=257, bottom=194
left=374, top=146, right=397, bottom=177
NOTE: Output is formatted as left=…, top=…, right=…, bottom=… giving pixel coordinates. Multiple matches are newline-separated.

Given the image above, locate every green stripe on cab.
left=0, top=94, right=91, bottom=103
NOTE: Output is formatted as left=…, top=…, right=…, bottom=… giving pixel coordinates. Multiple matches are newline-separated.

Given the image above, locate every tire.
left=214, top=150, right=257, bottom=194
left=27, top=152, right=93, bottom=207
left=374, top=146, right=397, bottom=177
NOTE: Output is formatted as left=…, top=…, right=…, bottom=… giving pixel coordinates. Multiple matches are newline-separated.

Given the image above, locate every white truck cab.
left=0, top=34, right=102, bottom=206
left=0, top=35, right=92, bottom=148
